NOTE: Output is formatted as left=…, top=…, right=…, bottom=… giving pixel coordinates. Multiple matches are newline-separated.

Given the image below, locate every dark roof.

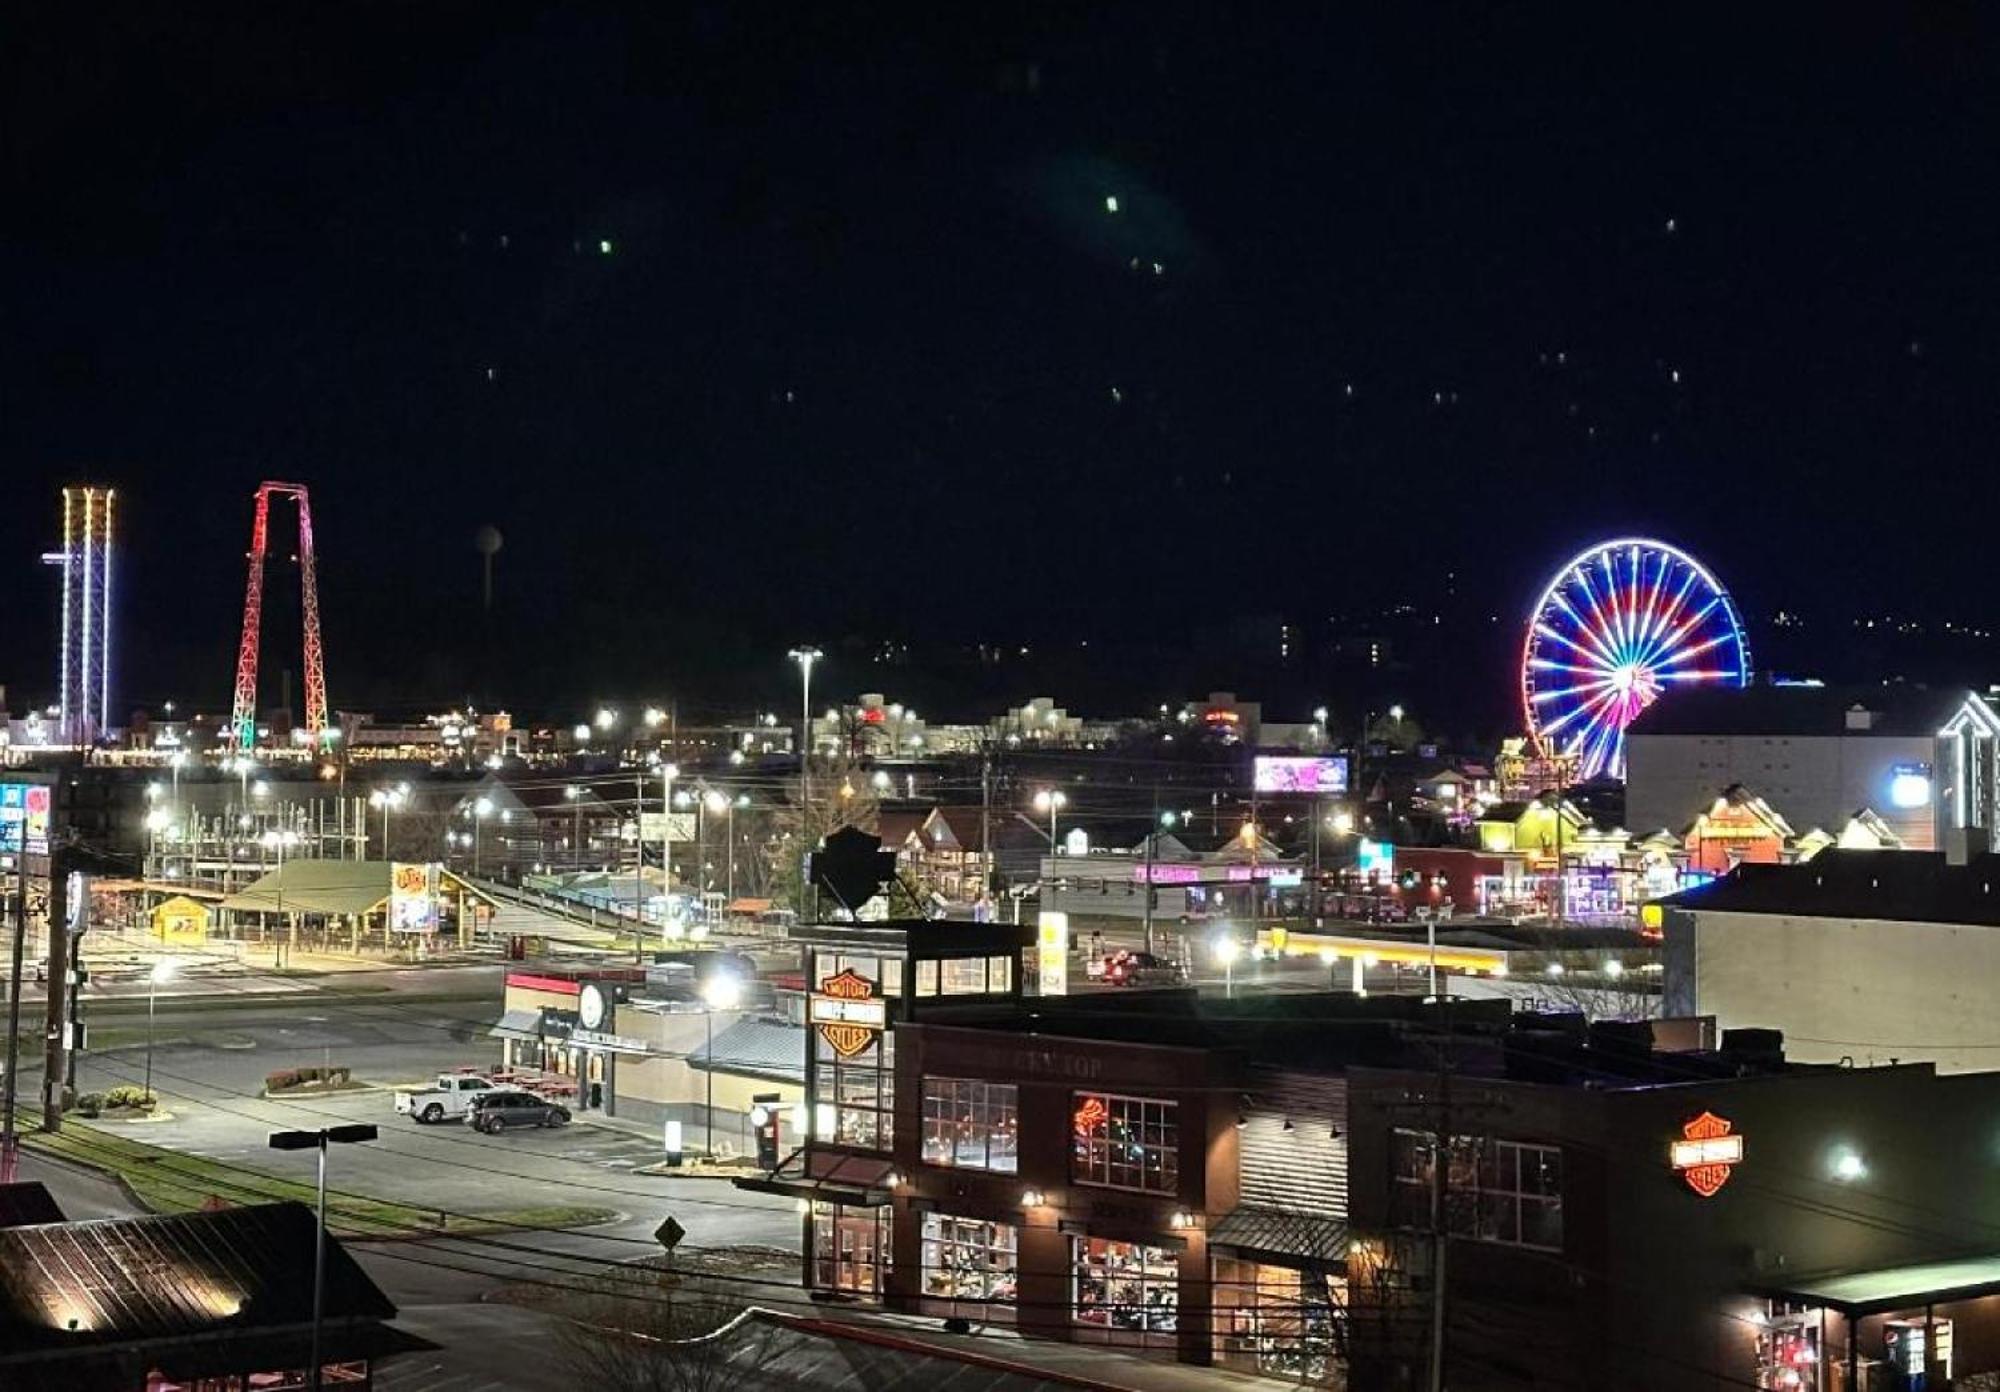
left=1627, top=683, right=1961, bottom=739
left=0, top=1184, right=63, bottom=1229
left=688, top=1017, right=806, bottom=1083
left=1210, top=1205, right=1349, bottom=1264
left=0, top=1202, right=395, bottom=1356
left=875, top=809, right=929, bottom=849
left=1660, top=849, right=2000, bottom=927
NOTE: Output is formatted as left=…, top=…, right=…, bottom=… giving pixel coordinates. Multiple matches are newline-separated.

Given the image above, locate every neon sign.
left=810, top=969, right=884, bottom=1058
left=1670, top=1111, right=1743, bottom=1197
left=1072, top=1096, right=1108, bottom=1135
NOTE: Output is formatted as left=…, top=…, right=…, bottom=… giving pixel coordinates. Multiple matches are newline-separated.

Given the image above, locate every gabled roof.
left=219, top=860, right=492, bottom=916
left=875, top=809, right=929, bottom=850
left=0, top=1202, right=393, bottom=1353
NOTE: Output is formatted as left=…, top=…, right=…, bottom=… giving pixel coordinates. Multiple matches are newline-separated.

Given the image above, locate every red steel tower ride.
left=229, top=481, right=329, bottom=750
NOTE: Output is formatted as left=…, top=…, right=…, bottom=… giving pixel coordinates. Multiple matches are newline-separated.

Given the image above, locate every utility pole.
left=1427, top=996, right=1453, bottom=1392
left=40, top=849, right=71, bottom=1131
left=980, top=745, right=994, bottom=910
left=1, top=852, right=29, bottom=1178
left=1143, top=785, right=1159, bottom=956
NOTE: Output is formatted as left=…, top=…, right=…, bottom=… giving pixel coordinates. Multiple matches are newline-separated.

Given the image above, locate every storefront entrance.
left=812, top=1201, right=891, bottom=1297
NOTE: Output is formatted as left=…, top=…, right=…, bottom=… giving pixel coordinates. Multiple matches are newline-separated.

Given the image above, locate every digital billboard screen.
left=1252, top=755, right=1349, bottom=795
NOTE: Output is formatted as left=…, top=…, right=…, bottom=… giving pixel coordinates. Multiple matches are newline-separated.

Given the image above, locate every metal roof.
left=0, top=1201, right=394, bottom=1353
left=219, top=859, right=489, bottom=917
left=1208, top=1205, right=1349, bottom=1263
left=1756, top=1253, right=2000, bottom=1316
left=688, top=1018, right=806, bottom=1083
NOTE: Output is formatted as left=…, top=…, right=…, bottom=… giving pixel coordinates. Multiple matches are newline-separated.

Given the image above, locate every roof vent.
left=1845, top=705, right=1875, bottom=731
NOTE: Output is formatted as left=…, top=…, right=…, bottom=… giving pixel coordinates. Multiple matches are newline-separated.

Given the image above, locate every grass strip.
left=18, top=1110, right=614, bottom=1239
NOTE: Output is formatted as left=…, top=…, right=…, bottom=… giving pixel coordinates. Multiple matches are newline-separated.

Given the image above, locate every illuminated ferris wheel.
left=1521, top=538, right=1752, bottom=781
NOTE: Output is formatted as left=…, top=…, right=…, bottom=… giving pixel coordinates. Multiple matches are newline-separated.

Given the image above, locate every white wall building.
left=1661, top=844, right=2000, bottom=1073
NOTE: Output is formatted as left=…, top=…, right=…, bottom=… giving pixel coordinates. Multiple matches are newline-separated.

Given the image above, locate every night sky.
left=4, top=5, right=1996, bottom=725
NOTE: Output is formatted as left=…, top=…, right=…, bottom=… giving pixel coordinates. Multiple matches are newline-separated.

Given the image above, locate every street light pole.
left=269, top=1124, right=378, bottom=1392
left=788, top=646, right=822, bottom=827
left=699, top=973, right=743, bottom=1157
left=145, top=959, right=176, bottom=1103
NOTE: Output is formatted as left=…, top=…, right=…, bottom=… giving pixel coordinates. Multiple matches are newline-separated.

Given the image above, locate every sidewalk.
left=795, top=1303, right=1301, bottom=1392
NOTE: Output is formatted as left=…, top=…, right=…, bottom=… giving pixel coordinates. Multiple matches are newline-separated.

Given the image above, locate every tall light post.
left=1033, top=788, right=1068, bottom=857
left=369, top=784, right=408, bottom=860
left=262, top=828, right=300, bottom=966
left=699, top=972, right=743, bottom=1157
left=471, top=796, right=494, bottom=878
left=704, top=790, right=746, bottom=904
left=1213, top=932, right=1240, bottom=999
left=564, top=785, right=585, bottom=870
left=145, top=807, right=171, bottom=878
left=788, top=646, right=822, bottom=823
left=269, top=1124, right=378, bottom=1392
left=145, top=958, right=177, bottom=1103
left=659, top=763, right=679, bottom=896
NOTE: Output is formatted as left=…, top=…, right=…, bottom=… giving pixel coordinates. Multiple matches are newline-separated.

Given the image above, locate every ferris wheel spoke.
left=1565, top=570, right=1628, bottom=670
left=1535, top=682, right=1623, bottom=739
left=1641, top=595, right=1724, bottom=670
left=1632, top=568, right=1701, bottom=667
left=1535, top=622, right=1622, bottom=673
left=1653, top=630, right=1733, bottom=671
left=1630, top=555, right=1679, bottom=658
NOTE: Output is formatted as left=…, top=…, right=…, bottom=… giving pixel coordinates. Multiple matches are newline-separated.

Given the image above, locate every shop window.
left=920, top=1213, right=1018, bottom=1304
left=916, top=960, right=938, bottom=996
left=921, top=1078, right=1019, bottom=1171
left=940, top=957, right=991, bottom=995
left=1072, top=1092, right=1179, bottom=1194
left=813, top=1029, right=895, bottom=1150
left=1073, top=1236, right=1178, bottom=1338
left=986, top=955, right=1013, bottom=992
left=812, top=1201, right=891, bottom=1296
left=1390, top=1129, right=1563, bottom=1252
left=1213, top=1257, right=1347, bottom=1382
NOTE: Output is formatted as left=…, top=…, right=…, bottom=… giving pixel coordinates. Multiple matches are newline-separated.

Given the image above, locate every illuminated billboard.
left=1253, top=755, right=1349, bottom=795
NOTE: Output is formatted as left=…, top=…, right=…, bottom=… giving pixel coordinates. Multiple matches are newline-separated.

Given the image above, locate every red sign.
left=1670, top=1111, right=1743, bottom=1197
left=1072, top=1096, right=1108, bottom=1136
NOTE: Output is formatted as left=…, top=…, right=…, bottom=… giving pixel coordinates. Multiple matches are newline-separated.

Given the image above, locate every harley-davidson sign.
left=1670, top=1111, right=1743, bottom=1197
left=811, top=968, right=885, bottom=1058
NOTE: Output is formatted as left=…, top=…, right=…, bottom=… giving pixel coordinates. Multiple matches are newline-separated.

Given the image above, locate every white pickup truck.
left=395, top=1074, right=498, bottom=1124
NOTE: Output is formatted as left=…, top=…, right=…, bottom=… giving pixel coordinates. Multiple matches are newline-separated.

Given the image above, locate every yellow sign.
left=1037, top=911, right=1069, bottom=996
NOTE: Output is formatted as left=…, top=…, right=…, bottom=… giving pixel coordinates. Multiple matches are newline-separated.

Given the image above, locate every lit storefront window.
left=919, top=1213, right=1018, bottom=1305
left=1073, top=1236, right=1178, bottom=1338
left=921, top=1078, right=1019, bottom=1171
left=1213, top=1257, right=1347, bottom=1382
left=1072, top=1093, right=1179, bottom=1194
left=815, top=1028, right=895, bottom=1149
left=811, top=1201, right=891, bottom=1296
left=1390, top=1129, right=1563, bottom=1251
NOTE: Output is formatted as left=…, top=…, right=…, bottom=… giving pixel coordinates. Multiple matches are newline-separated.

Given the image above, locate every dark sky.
left=4, top=5, right=1996, bottom=721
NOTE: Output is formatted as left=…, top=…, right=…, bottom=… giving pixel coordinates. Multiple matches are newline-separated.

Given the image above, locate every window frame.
left=920, top=1076, right=1020, bottom=1173
left=1389, top=1128, right=1563, bottom=1253
left=1070, top=1090, right=1180, bottom=1195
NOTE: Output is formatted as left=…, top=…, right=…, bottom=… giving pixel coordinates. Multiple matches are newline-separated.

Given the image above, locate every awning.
left=488, top=1009, right=543, bottom=1041
left=733, top=1153, right=895, bottom=1207
left=1208, top=1205, right=1350, bottom=1264
left=1753, top=1253, right=2000, bottom=1317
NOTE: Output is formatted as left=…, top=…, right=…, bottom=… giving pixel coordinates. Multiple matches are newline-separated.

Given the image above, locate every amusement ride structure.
left=228, top=481, right=329, bottom=751
left=1521, top=537, right=1751, bottom=781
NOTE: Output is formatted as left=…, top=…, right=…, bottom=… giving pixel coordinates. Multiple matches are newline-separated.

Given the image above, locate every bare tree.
left=552, top=1267, right=787, bottom=1392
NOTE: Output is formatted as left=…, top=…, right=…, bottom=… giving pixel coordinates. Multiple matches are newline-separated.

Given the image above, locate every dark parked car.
left=469, top=1090, right=570, bottom=1133
left=1102, top=951, right=1184, bottom=987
